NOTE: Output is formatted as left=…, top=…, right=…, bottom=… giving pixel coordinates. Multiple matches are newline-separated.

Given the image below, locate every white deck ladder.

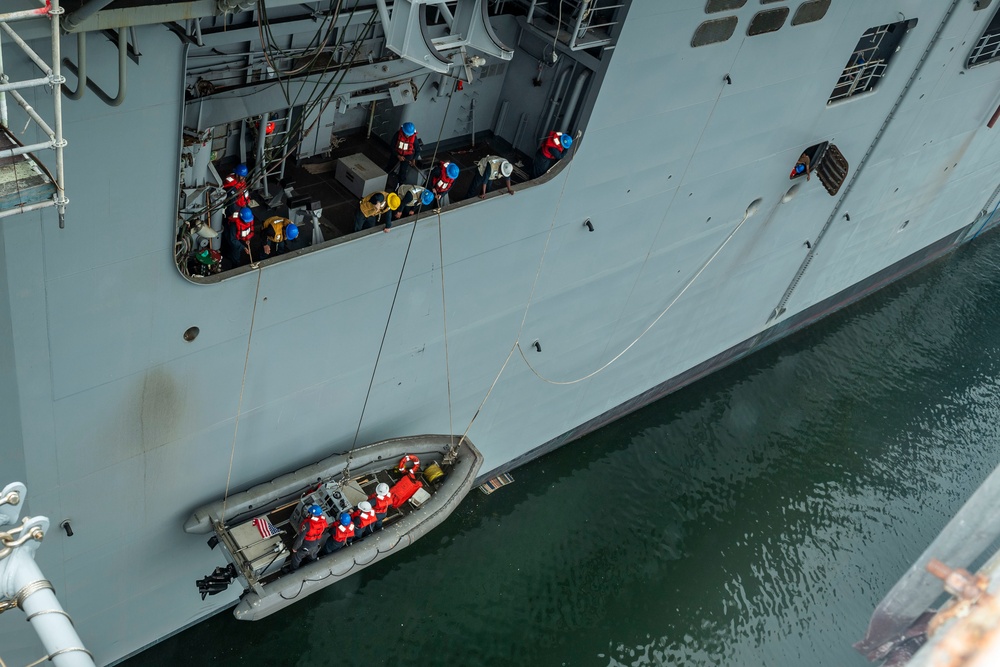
left=0, top=0, right=68, bottom=227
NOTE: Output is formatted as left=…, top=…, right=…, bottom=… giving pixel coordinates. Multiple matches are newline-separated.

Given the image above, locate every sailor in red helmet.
left=323, top=512, right=356, bottom=554
left=223, top=163, right=251, bottom=209
left=429, top=161, right=460, bottom=207
left=370, top=482, right=393, bottom=531
left=289, top=504, right=328, bottom=571
left=352, top=500, right=378, bottom=539
left=223, top=206, right=255, bottom=268
left=532, top=131, right=573, bottom=178
left=384, top=122, right=422, bottom=184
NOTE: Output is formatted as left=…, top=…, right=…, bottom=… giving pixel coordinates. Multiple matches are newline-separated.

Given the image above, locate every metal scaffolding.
left=0, top=0, right=68, bottom=227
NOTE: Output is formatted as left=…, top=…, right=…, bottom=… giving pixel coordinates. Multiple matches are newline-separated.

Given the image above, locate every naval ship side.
left=3, top=0, right=1000, bottom=664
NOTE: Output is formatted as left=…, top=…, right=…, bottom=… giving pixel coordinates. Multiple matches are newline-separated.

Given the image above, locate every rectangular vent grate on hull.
left=479, top=473, right=514, bottom=495
left=816, top=144, right=849, bottom=196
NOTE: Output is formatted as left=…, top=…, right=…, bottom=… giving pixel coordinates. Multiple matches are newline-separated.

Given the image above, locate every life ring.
left=398, top=454, right=420, bottom=475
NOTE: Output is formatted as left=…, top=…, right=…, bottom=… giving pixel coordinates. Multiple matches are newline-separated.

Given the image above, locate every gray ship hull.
left=3, top=1, right=1000, bottom=664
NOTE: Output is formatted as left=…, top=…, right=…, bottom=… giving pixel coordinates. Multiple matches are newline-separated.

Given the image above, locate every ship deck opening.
left=173, top=0, right=628, bottom=282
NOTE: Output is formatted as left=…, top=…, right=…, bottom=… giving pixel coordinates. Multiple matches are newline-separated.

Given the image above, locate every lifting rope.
left=219, top=268, right=264, bottom=524
left=447, top=148, right=577, bottom=451
left=214, top=7, right=386, bottom=519
left=448, top=171, right=758, bottom=449
left=345, top=89, right=456, bottom=478
left=517, top=202, right=758, bottom=385
left=436, top=204, right=457, bottom=460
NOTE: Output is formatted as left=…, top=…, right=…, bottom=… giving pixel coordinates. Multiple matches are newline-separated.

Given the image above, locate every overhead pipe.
left=559, top=69, right=589, bottom=131
left=537, top=65, right=570, bottom=145
left=62, top=31, right=86, bottom=99
left=61, top=0, right=115, bottom=32
left=61, top=27, right=128, bottom=106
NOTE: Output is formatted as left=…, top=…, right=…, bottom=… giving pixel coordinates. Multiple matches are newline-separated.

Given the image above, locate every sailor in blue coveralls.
left=466, top=156, right=515, bottom=199
left=290, top=504, right=327, bottom=571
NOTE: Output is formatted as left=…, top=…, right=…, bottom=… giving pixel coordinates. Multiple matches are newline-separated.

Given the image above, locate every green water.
left=125, top=238, right=1000, bottom=666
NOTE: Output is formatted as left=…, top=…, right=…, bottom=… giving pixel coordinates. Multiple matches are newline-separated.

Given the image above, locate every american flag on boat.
left=252, top=516, right=278, bottom=539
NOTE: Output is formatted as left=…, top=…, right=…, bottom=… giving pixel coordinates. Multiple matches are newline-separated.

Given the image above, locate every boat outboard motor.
left=196, top=563, right=237, bottom=600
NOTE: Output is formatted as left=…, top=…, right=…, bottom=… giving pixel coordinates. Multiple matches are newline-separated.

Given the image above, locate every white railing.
left=0, top=0, right=68, bottom=226
left=524, top=0, right=623, bottom=51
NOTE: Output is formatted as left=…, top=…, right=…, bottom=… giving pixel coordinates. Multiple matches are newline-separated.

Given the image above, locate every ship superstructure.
left=4, top=1, right=1000, bottom=664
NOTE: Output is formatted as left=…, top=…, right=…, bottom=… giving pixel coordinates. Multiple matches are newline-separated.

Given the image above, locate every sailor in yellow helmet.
left=354, top=191, right=401, bottom=233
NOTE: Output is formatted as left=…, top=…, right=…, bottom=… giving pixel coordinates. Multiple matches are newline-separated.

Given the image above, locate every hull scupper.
left=2, top=0, right=1000, bottom=664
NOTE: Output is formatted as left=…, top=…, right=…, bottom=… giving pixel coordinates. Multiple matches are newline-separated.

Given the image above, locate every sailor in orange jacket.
left=532, top=131, right=572, bottom=178
left=323, top=512, right=355, bottom=554
left=223, top=163, right=250, bottom=209
left=370, top=482, right=393, bottom=530
left=353, top=500, right=378, bottom=539
left=290, top=504, right=328, bottom=571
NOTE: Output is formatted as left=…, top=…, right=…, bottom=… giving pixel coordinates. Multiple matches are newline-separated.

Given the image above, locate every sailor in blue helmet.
left=289, top=504, right=328, bottom=571
left=384, top=121, right=422, bottom=184
left=790, top=151, right=812, bottom=181
left=323, top=511, right=356, bottom=554
left=395, top=184, right=435, bottom=221
left=223, top=163, right=251, bottom=209
left=532, top=131, right=573, bottom=178
left=429, top=161, right=460, bottom=207
left=223, top=206, right=255, bottom=268
left=262, top=216, right=299, bottom=256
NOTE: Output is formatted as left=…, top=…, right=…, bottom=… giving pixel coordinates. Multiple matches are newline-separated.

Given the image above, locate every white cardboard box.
left=335, top=153, right=387, bottom=198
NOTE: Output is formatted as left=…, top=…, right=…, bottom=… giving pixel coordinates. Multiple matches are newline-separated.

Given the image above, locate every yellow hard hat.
left=386, top=192, right=401, bottom=211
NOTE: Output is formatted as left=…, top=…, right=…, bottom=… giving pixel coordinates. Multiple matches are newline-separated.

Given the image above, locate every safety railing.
left=523, top=0, right=624, bottom=51
left=0, top=0, right=68, bottom=226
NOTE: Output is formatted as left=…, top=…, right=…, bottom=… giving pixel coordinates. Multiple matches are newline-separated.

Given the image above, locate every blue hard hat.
left=307, top=504, right=322, bottom=517
left=559, top=134, right=573, bottom=149
left=234, top=164, right=248, bottom=177
left=446, top=162, right=460, bottom=179
left=239, top=207, right=254, bottom=222
left=795, top=163, right=806, bottom=174
left=285, top=223, right=299, bottom=240
left=340, top=512, right=352, bottom=526
left=401, top=122, right=416, bottom=137
left=420, top=189, right=435, bottom=206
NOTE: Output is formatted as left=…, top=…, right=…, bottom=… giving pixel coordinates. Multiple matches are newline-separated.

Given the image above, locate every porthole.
left=748, top=7, right=789, bottom=36
left=692, top=17, right=739, bottom=47
left=705, top=0, right=747, bottom=13
left=183, top=326, right=200, bottom=342
left=792, top=0, right=832, bottom=26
